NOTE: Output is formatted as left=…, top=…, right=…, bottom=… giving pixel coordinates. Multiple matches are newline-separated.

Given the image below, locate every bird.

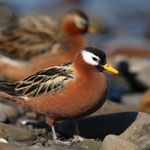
left=0, top=9, right=97, bottom=80
left=0, top=47, right=119, bottom=140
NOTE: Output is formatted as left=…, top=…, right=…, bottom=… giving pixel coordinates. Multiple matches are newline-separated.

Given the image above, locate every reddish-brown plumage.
left=61, top=15, right=85, bottom=36
left=0, top=47, right=120, bottom=140
left=23, top=53, right=107, bottom=126
left=0, top=10, right=91, bottom=80
left=0, top=52, right=108, bottom=127
left=0, top=35, right=86, bottom=80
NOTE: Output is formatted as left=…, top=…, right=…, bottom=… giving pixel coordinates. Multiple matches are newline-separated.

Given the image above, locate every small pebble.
left=26, top=112, right=37, bottom=119
left=0, top=138, right=8, bottom=143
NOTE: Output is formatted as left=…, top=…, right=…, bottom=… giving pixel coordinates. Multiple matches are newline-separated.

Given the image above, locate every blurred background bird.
left=0, top=9, right=97, bottom=80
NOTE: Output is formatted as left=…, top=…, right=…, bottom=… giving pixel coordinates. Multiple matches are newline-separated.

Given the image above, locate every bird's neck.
left=73, top=53, right=98, bottom=76
left=72, top=53, right=108, bottom=101
left=69, top=35, right=87, bottom=55
left=61, top=19, right=87, bottom=55
left=61, top=18, right=83, bottom=36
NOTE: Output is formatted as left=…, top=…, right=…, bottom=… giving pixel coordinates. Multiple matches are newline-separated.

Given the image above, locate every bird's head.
left=61, top=9, right=97, bottom=35
left=75, top=47, right=119, bottom=74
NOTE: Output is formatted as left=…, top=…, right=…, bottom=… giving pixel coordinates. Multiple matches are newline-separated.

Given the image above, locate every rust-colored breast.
left=25, top=67, right=107, bottom=122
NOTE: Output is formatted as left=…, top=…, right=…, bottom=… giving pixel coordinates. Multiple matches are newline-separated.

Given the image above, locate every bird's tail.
left=0, top=81, right=26, bottom=105
left=0, top=81, right=17, bottom=96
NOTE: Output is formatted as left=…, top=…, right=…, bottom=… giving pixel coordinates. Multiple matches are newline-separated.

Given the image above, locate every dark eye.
left=80, top=20, right=86, bottom=26
left=77, top=18, right=87, bottom=27
left=92, top=57, right=98, bottom=61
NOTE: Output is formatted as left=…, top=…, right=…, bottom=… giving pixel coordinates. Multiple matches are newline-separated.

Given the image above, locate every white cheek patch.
left=81, top=50, right=100, bottom=65
left=74, top=16, right=87, bottom=28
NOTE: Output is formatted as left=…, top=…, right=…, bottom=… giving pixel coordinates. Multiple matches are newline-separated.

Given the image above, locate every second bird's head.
left=74, top=47, right=119, bottom=74
left=61, top=9, right=97, bottom=35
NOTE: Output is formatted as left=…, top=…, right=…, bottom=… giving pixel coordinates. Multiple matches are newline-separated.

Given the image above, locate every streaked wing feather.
left=0, top=15, right=69, bottom=60
left=15, top=62, right=75, bottom=97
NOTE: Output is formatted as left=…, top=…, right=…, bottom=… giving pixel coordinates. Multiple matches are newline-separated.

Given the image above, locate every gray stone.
left=0, top=103, right=18, bottom=122
left=0, top=142, right=19, bottom=150
left=120, top=112, right=150, bottom=144
left=4, top=144, right=86, bottom=150
left=0, top=123, right=36, bottom=141
left=75, top=139, right=102, bottom=150
left=26, top=112, right=37, bottom=119
left=0, top=109, right=7, bottom=122
left=121, top=93, right=142, bottom=108
left=101, top=134, right=140, bottom=150
left=41, top=145, right=86, bottom=150
left=138, top=138, right=150, bottom=150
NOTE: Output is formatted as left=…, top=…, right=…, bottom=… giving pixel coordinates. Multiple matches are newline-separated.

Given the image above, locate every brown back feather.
left=0, top=81, right=18, bottom=96
left=0, top=16, right=69, bottom=61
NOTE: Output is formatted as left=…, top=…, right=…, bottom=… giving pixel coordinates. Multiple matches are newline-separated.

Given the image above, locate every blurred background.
left=0, top=0, right=150, bottom=112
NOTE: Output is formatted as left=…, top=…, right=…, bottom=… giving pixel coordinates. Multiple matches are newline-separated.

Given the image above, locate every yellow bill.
left=102, top=64, right=119, bottom=74
left=88, top=27, right=97, bottom=33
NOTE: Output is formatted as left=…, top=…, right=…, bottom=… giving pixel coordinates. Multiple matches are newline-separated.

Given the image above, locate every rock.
left=121, top=93, right=142, bottom=108
left=139, top=89, right=150, bottom=113
left=0, top=103, right=18, bottom=122
left=75, top=139, right=102, bottom=150
left=0, top=109, right=7, bottom=123
left=5, top=145, right=86, bottom=150
left=57, top=112, right=138, bottom=139
left=26, top=112, right=37, bottom=119
left=101, top=134, right=140, bottom=150
left=33, top=128, right=47, bottom=136
left=0, top=123, right=36, bottom=141
left=91, top=101, right=138, bottom=116
left=120, top=112, right=150, bottom=144
left=44, top=144, right=86, bottom=150
left=138, top=139, right=150, bottom=150
left=0, top=142, right=18, bottom=150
